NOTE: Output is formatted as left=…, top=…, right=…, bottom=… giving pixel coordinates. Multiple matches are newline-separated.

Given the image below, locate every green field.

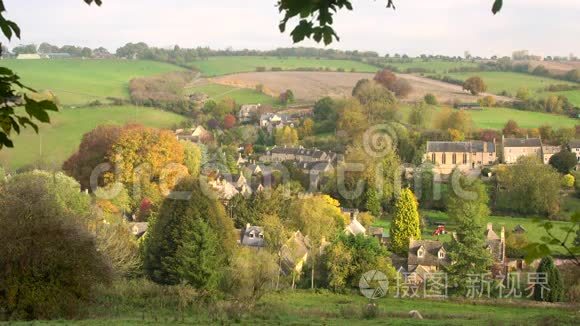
left=0, top=106, right=186, bottom=170
left=446, top=71, right=578, bottom=95
left=551, top=89, right=580, bottom=107
left=400, top=105, right=578, bottom=130
left=373, top=209, right=576, bottom=255
left=381, top=59, right=479, bottom=74
left=17, top=284, right=576, bottom=325
left=1, top=59, right=186, bottom=105
left=186, top=83, right=278, bottom=105
left=189, top=56, right=379, bottom=76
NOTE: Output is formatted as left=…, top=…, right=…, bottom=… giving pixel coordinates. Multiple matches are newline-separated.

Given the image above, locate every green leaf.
left=0, top=132, right=13, bottom=148
left=0, top=21, right=12, bottom=40
left=24, top=97, right=58, bottom=123
left=492, top=0, right=503, bottom=15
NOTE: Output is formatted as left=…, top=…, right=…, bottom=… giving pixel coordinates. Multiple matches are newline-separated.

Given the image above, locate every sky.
left=4, top=0, right=580, bottom=58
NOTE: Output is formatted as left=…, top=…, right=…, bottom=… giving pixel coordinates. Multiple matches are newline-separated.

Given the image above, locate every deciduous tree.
left=462, top=76, right=487, bottom=95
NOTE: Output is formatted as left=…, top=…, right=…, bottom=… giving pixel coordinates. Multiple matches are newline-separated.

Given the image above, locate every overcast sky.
left=4, top=0, right=579, bottom=57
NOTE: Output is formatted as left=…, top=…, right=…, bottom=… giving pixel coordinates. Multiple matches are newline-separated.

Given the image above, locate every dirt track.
left=210, top=71, right=512, bottom=104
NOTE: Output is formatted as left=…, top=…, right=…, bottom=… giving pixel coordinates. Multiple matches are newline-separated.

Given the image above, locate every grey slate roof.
left=407, top=240, right=449, bottom=267
left=241, top=225, right=265, bottom=247
left=569, top=139, right=580, bottom=149
left=426, top=141, right=495, bottom=153
left=503, top=137, right=542, bottom=148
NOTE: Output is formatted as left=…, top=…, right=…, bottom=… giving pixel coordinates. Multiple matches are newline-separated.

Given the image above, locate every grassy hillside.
left=400, top=105, right=578, bottom=130
left=189, top=56, right=379, bottom=76
left=1, top=59, right=186, bottom=105
left=18, top=284, right=577, bottom=325
left=186, top=83, right=278, bottom=105
left=0, top=106, right=186, bottom=170
left=446, top=71, right=577, bottom=95
left=381, top=59, right=479, bottom=73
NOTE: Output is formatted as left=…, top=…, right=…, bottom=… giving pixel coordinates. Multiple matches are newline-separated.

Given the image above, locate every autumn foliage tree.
left=223, top=114, right=236, bottom=129
left=63, top=124, right=129, bottom=190
left=463, top=76, right=487, bottom=95
left=374, top=69, right=397, bottom=89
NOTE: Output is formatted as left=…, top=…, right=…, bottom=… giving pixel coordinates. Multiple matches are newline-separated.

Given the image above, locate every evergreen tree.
left=143, top=177, right=235, bottom=290
left=445, top=172, right=493, bottom=294
left=364, top=186, right=381, bottom=217
left=389, top=188, right=421, bottom=254
left=534, top=256, right=564, bottom=302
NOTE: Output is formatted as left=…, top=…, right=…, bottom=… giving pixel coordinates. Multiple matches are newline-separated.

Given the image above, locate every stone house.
left=568, top=139, right=580, bottom=163
left=239, top=224, right=265, bottom=248
left=238, top=104, right=261, bottom=123
left=542, top=145, right=561, bottom=164
left=424, top=140, right=496, bottom=173
left=501, top=136, right=542, bottom=164
left=175, top=126, right=212, bottom=143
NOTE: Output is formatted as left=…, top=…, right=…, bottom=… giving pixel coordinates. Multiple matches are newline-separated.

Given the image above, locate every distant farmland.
left=378, top=59, right=479, bottom=73
left=188, top=56, right=379, bottom=76
left=185, top=83, right=278, bottom=106
left=0, top=106, right=186, bottom=170
left=446, top=71, right=578, bottom=95
left=400, top=105, right=578, bottom=130
left=1, top=59, right=186, bottom=105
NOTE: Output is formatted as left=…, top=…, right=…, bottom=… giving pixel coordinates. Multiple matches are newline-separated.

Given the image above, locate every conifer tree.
left=534, top=256, right=563, bottom=302
left=364, top=186, right=381, bottom=217
left=445, top=172, right=493, bottom=294
left=389, top=188, right=421, bottom=254
left=143, top=177, right=235, bottom=290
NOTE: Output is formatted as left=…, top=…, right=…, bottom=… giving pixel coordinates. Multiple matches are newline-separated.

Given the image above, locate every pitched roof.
left=344, top=218, right=366, bottom=236
left=280, top=231, right=310, bottom=275
left=241, top=225, right=265, bottom=247
left=503, top=137, right=541, bottom=148
left=426, top=140, right=495, bottom=153
left=407, top=240, right=449, bottom=267
left=568, top=139, right=580, bottom=149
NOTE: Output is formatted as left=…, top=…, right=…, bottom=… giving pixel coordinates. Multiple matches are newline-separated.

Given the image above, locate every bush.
left=0, top=173, right=111, bottom=319
left=424, top=93, right=438, bottom=105
left=562, top=174, right=575, bottom=188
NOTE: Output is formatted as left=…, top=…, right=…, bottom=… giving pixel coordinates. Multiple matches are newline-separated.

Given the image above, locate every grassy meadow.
left=446, top=71, right=579, bottom=95
left=186, top=83, right=278, bottom=105
left=399, top=104, right=578, bottom=130
left=1, top=59, right=186, bottom=105
left=0, top=106, right=186, bottom=170
left=12, top=281, right=577, bottom=325
left=189, top=56, right=379, bottom=76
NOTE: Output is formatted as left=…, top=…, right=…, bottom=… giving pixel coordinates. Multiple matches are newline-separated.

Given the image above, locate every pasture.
left=446, top=71, right=578, bottom=95
left=1, top=59, right=186, bottom=105
left=14, top=283, right=577, bottom=325
left=399, top=105, right=578, bottom=130
left=188, top=56, right=379, bottom=76
left=0, top=106, right=186, bottom=170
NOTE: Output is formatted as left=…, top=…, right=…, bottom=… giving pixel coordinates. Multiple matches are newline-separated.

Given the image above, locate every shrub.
left=424, top=93, right=438, bottom=105
left=0, top=173, right=111, bottom=319
left=562, top=174, right=575, bottom=188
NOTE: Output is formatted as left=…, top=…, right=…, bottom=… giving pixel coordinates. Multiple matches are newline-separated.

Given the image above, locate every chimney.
left=246, top=223, right=251, bottom=230
left=500, top=226, right=506, bottom=264
left=486, top=223, right=493, bottom=231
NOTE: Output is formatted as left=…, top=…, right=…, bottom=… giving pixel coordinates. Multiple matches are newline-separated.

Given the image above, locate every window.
left=438, top=250, right=445, bottom=259
left=442, top=153, right=447, bottom=164
left=463, top=153, right=467, bottom=164
left=431, top=153, right=436, bottom=163
left=417, top=246, right=425, bottom=258
left=452, top=153, right=457, bottom=164
left=259, top=233, right=264, bottom=239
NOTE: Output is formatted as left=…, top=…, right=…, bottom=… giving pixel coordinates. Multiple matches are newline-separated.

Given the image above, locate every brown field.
left=210, top=71, right=511, bottom=104
left=522, top=60, right=580, bottom=75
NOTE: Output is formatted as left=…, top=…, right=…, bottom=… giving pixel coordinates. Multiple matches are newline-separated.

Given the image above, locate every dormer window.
left=438, top=249, right=445, bottom=259
left=259, top=233, right=264, bottom=239
left=417, top=246, right=425, bottom=258
left=249, top=231, right=255, bottom=238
